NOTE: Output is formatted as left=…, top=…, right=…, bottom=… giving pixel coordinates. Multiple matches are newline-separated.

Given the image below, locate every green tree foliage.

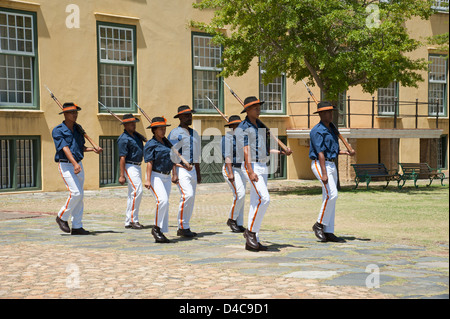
left=191, top=0, right=435, bottom=100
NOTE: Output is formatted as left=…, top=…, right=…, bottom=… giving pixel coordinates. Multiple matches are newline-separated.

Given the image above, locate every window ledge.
left=97, top=113, right=141, bottom=117
left=2, top=0, right=40, bottom=10
left=427, top=116, right=449, bottom=120
left=376, top=116, right=402, bottom=119
left=0, top=108, right=43, bottom=114
left=94, top=12, right=140, bottom=24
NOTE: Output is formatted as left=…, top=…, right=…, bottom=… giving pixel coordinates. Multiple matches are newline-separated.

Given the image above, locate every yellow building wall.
left=0, top=1, right=448, bottom=190
left=356, top=139, right=378, bottom=164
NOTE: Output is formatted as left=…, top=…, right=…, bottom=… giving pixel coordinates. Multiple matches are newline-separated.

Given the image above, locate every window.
left=378, top=81, right=399, bottom=115
left=259, top=63, right=286, bottom=114
left=0, top=136, right=40, bottom=191
left=99, top=136, right=120, bottom=186
left=192, top=33, right=223, bottom=112
left=432, top=0, right=449, bottom=12
left=97, top=23, right=136, bottom=112
left=0, top=9, right=38, bottom=109
left=428, top=55, right=447, bottom=116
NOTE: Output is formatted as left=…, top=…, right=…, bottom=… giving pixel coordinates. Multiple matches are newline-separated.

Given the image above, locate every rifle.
left=132, top=99, right=193, bottom=171
left=222, top=79, right=291, bottom=154
left=301, top=80, right=355, bottom=154
left=98, top=101, right=147, bottom=142
left=44, top=85, right=101, bottom=152
left=206, top=96, right=229, bottom=122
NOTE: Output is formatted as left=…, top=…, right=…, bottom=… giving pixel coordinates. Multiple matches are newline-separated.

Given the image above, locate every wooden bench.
left=351, top=163, right=401, bottom=189
left=398, top=163, right=446, bottom=189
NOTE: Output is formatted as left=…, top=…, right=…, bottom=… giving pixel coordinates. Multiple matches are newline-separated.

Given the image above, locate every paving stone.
left=324, top=273, right=396, bottom=287
left=284, top=271, right=339, bottom=279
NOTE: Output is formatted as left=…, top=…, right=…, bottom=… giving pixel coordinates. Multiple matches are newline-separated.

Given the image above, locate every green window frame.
left=99, top=136, right=121, bottom=187
left=0, top=135, right=41, bottom=192
left=377, top=81, right=399, bottom=116
left=428, top=54, right=448, bottom=117
left=191, top=32, right=224, bottom=113
left=97, top=21, right=137, bottom=113
left=259, top=61, right=286, bottom=115
left=0, top=8, right=39, bottom=110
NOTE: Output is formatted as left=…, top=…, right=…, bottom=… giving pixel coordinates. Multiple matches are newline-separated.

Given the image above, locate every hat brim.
left=313, top=106, right=337, bottom=114
left=146, top=124, right=171, bottom=129
left=224, top=120, right=242, bottom=127
left=120, top=118, right=140, bottom=125
left=59, top=107, right=82, bottom=114
left=240, top=100, right=265, bottom=114
left=174, top=110, right=196, bottom=118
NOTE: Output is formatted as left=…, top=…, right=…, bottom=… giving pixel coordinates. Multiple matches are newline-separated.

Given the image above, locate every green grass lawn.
left=265, top=181, right=449, bottom=249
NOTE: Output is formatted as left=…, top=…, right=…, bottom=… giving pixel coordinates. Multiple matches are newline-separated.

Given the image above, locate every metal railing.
left=289, top=97, right=444, bottom=129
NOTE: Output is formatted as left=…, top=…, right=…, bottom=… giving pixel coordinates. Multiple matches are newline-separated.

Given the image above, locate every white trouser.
left=243, top=162, right=270, bottom=239
left=124, top=163, right=143, bottom=226
left=57, top=161, right=85, bottom=229
left=311, top=160, right=338, bottom=233
left=176, top=166, right=197, bottom=230
left=148, top=171, right=172, bottom=233
left=222, top=164, right=246, bottom=226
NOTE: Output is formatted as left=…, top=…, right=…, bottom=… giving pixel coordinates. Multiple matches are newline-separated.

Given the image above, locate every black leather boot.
left=244, top=229, right=260, bottom=251
left=152, top=226, right=170, bottom=243
left=312, top=222, right=327, bottom=242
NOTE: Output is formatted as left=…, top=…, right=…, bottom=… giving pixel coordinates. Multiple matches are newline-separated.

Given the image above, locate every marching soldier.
left=144, top=116, right=179, bottom=243
left=53, top=102, right=103, bottom=235
left=221, top=115, right=246, bottom=233
left=236, top=97, right=292, bottom=251
left=167, top=105, right=201, bottom=238
left=310, top=101, right=355, bottom=242
left=117, top=114, right=145, bottom=230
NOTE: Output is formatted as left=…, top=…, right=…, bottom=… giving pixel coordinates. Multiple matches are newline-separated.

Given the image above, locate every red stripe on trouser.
left=58, top=162, right=72, bottom=219
left=149, top=185, right=159, bottom=225
left=224, top=165, right=237, bottom=219
left=245, top=164, right=261, bottom=232
left=314, top=160, right=329, bottom=224
left=178, top=183, right=186, bottom=229
left=125, top=170, right=137, bottom=222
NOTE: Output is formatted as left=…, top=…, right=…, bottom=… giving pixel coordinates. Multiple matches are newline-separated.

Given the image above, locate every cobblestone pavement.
left=0, top=180, right=448, bottom=300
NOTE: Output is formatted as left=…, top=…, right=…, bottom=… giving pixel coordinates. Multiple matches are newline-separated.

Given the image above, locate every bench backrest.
left=399, top=163, right=432, bottom=176
left=351, top=163, right=389, bottom=176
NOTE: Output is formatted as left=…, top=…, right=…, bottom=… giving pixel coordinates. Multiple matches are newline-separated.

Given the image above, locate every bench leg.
left=426, top=178, right=433, bottom=187
left=414, top=178, right=419, bottom=188
left=383, top=180, right=390, bottom=189
left=398, top=179, right=406, bottom=190
left=354, top=178, right=359, bottom=190
left=365, top=177, right=371, bottom=190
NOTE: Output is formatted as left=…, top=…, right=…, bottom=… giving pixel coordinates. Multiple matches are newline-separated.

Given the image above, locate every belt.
left=153, top=169, right=171, bottom=175
left=126, top=161, right=142, bottom=166
left=325, top=158, right=336, bottom=162
left=232, top=163, right=242, bottom=168
left=58, top=159, right=81, bottom=163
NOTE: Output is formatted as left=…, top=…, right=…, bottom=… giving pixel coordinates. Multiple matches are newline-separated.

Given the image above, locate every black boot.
left=56, top=216, right=70, bottom=233
left=324, top=232, right=345, bottom=243
left=152, top=226, right=170, bottom=243
left=312, top=222, right=327, bottom=242
left=244, top=229, right=260, bottom=251
left=227, top=218, right=242, bottom=233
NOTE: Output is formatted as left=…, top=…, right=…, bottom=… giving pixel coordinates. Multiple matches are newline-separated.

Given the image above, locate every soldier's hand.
left=73, top=163, right=82, bottom=174
left=119, top=175, right=126, bottom=185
